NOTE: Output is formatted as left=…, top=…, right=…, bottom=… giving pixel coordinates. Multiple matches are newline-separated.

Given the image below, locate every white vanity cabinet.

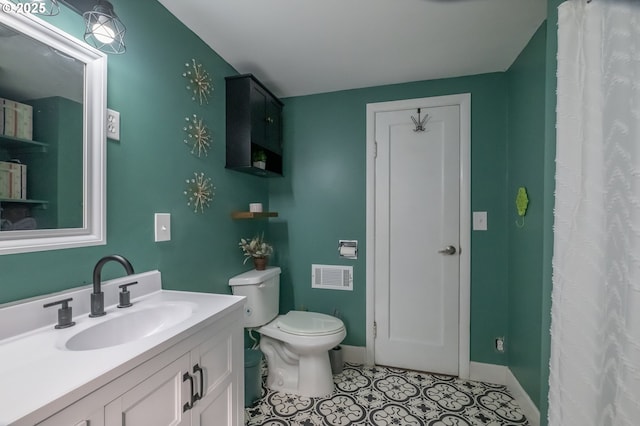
left=36, top=305, right=244, bottom=426
left=189, top=320, right=240, bottom=426
left=104, top=353, right=192, bottom=425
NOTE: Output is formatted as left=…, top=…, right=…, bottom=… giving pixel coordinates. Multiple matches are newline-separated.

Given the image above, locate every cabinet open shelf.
left=0, top=135, right=48, bottom=153
left=232, top=164, right=282, bottom=177
left=231, top=211, right=278, bottom=220
left=0, top=198, right=49, bottom=208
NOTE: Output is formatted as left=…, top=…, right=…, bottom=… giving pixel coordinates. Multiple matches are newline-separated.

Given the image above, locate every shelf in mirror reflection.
left=0, top=135, right=48, bottom=153
left=0, top=198, right=48, bottom=206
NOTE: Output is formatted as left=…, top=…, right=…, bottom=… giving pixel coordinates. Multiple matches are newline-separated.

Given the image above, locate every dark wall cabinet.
left=225, top=74, right=283, bottom=177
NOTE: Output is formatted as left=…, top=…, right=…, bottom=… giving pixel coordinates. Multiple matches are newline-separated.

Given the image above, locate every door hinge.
left=373, top=321, right=377, bottom=338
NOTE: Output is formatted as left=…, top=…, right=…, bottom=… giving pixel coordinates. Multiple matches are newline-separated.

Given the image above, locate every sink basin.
left=65, top=302, right=195, bottom=351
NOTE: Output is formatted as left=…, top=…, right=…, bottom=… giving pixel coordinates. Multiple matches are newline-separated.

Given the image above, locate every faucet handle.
left=43, top=297, right=76, bottom=329
left=118, top=281, right=138, bottom=308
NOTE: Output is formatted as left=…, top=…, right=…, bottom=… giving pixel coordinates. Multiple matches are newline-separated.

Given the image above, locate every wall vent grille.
left=311, top=264, right=353, bottom=291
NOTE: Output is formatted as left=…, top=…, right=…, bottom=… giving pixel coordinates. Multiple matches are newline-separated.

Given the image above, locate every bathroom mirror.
left=0, top=4, right=107, bottom=254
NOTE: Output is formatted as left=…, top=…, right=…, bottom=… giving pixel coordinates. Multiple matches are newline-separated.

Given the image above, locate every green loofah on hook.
left=516, top=187, right=529, bottom=216
left=515, top=187, right=529, bottom=228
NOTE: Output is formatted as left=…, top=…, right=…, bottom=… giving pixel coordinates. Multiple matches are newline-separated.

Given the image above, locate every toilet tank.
left=228, top=266, right=280, bottom=327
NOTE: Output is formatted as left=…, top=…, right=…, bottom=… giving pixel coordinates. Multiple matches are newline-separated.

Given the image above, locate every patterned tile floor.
left=245, top=363, right=529, bottom=426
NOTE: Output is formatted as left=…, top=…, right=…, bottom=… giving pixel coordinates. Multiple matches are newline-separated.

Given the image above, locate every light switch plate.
left=107, top=108, right=120, bottom=141
left=154, top=213, right=171, bottom=242
left=473, top=211, right=488, bottom=231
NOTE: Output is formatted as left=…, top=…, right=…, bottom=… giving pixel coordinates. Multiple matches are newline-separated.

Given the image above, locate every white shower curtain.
left=550, top=0, right=640, bottom=425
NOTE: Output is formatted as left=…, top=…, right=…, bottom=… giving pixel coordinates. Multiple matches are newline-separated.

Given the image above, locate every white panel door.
left=374, top=104, right=460, bottom=375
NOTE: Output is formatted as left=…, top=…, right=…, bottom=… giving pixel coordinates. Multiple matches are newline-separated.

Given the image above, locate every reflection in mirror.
left=0, top=23, right=83, bottom=231
left=0, top=6, right=106, bottom=254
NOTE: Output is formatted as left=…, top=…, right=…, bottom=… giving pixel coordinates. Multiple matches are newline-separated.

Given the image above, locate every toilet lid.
left=277, top=311, right=344, bottom=336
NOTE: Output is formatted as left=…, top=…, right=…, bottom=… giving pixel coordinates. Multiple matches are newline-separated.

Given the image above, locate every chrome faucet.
left=90, top=254, right=135, bottom=317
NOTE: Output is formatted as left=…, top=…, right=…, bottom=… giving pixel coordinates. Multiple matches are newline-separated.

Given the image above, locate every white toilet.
left=229, top=267, right=346, bottom=397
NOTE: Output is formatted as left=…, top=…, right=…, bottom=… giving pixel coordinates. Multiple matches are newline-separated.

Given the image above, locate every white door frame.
left=365, top=93, right=471, bottom=378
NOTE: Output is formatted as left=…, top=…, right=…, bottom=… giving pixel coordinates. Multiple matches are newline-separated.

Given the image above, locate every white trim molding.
left=340, top=345, right=366, bottom=365
left=506, top=368, right=540, bottom=426
left=469, top=362, right=540, bottom=426
left=365, top=93, right=471, bottom=377
left=469, top=361, right=508, bottom=385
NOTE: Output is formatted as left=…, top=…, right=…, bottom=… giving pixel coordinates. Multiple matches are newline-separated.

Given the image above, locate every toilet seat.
left=276, top=311, right=344, bottom=336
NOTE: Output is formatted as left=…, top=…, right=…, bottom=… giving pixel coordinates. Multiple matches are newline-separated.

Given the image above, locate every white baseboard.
left=469, top=361, right=508, bottom=385
left=506, top=368, right=540, bottom=426
left=340, top=345, right=366, bottom=364
left=470, top=362, right=539, bottom=426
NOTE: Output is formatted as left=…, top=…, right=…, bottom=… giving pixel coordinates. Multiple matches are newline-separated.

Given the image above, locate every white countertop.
left=0, top=271, right=244, bottom=425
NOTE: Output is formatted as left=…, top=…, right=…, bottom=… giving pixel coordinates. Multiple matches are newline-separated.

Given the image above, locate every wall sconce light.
left=59, top=0, right=126, bottom=54
left=82, top=0, right=125, bottom=54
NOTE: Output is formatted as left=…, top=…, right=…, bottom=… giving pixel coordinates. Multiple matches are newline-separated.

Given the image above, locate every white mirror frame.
left=0, top=3, right=106, bottom=255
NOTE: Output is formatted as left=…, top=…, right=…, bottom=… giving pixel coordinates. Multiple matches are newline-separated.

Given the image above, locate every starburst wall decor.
left=183, top=59, right=212, bottom=105
left=183, top=114, right=211, bottom=157
left=184, top=172, right=215, bottom=213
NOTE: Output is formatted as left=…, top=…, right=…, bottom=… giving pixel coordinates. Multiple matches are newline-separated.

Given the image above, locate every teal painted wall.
left=506, top=23, right=547, bottom=409
left=0, top=0, right=268, bottom=304
left=270, top=74, right=510, bottom=364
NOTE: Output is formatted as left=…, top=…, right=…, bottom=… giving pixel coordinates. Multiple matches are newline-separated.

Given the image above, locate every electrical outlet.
left=107, top=108, right=121, bottom=141
left=495, top=336, right=505, bottom=353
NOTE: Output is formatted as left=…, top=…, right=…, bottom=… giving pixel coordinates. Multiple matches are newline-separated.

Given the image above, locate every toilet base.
left=260, top=335, right=336, bottom=397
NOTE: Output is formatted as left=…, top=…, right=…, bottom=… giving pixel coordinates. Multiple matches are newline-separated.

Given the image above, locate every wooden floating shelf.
left=231, top=211, right=278, bottom=219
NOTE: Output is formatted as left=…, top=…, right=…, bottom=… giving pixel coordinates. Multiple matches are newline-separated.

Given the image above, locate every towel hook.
left=411, top=108, right=429, bottom=132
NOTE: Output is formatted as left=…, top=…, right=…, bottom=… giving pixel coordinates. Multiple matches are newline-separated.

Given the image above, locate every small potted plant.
left=239, top=233, right=273, bottom=270
left=252, top=150, right=267, bottom=170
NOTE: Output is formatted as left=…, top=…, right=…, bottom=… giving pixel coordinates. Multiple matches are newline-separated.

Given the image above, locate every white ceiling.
left=157, top=0, right=547, bottom=99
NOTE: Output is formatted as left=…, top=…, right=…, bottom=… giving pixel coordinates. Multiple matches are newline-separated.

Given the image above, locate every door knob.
left=438, top=245, right=457, bottom=255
